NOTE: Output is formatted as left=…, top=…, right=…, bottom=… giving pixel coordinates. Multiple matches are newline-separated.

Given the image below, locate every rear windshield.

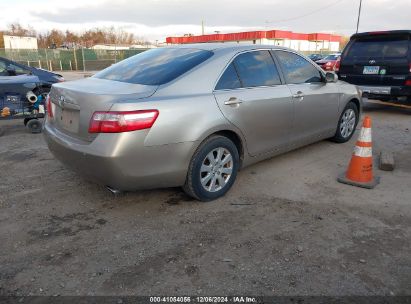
left=346, top=35, right=409, bottom=59
left=94, top=48, right=214, bottom=85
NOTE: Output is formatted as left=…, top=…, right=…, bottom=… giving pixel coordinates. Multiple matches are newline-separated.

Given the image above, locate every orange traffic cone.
left=338, top=116, right=380, bottom=189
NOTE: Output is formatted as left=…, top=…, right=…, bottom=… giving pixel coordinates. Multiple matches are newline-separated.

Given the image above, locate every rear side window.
left=233, top=51, right=281, bottom=87
left=94, top=48, right=213, bottom=85
left=345, top=35, right=409, bottom=59
left=215, top=63, right=241, bottom=90
left=275, top=51, right=322, bottom=84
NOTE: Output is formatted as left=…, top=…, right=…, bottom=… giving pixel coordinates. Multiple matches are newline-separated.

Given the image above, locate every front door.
left=274, top=50, right=340, bottom=144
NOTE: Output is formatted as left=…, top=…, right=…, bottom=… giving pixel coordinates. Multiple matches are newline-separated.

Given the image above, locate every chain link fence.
left=1, top=47, right=337, bottom=73
left=0, top=48, right=148, bottom=72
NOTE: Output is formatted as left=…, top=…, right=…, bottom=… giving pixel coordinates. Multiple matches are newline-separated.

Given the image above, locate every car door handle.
left=224, top=97, right=243, bottom=105
left=292, top=91, right=304, bottom=100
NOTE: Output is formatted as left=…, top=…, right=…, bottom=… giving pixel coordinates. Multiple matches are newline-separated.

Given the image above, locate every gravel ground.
left=0, top=83, right=410, bottom=295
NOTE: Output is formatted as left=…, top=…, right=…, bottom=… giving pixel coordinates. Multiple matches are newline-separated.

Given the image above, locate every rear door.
left=273, top=50, right=340, bottom=144
left=213, top=50, right=293, bottom=156
left=340, top=33, right=410, bottom=86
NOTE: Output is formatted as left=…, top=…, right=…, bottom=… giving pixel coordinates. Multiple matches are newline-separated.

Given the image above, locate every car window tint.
left=346, top=36, right=409, bottom=59
left=94, top=48, right=213, bottom=85
left=215, top=63, right=241, bottom=90
left=233, top=51, right=281, bottom=87
left=275, top=51, right=322, bottom=84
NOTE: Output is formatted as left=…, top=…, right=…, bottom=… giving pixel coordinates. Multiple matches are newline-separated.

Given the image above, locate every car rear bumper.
left=358, top=85, right=411, bottom=98
left=43, top=123, right=197, bottom=191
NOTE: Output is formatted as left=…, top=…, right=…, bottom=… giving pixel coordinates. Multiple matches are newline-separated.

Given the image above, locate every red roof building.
left=166, top=29, right=342, bottom=52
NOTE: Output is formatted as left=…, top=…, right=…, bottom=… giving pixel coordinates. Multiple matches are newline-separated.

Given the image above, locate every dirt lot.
left=0, top=74, right=410, bottom=295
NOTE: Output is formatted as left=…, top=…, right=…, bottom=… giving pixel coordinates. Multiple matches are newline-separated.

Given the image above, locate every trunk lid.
left=49, top=77, right=158, bottom=142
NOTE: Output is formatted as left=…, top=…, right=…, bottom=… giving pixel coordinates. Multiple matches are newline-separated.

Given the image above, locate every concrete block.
left=379, top=151, right=395, bottom=171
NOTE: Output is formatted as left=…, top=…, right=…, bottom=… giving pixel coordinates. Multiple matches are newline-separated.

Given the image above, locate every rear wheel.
left=183, top=135, right=239, bottom=201
left=331, top=101, right=359, bottom=143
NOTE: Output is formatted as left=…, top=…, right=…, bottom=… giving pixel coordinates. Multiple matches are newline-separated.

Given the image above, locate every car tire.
left=26, top=119, right=42, bottom=134
left=330, top=101, right=359, bottom=143
left=183, top=135, right=240, bottom=202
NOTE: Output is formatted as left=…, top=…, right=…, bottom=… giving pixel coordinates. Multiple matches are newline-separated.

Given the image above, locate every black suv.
left=339, top=30, right=411, bottom=102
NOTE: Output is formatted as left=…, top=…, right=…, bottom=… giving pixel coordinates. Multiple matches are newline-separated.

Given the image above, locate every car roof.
left=163, top=43, right=292, bottom=52
left=351, top=30, right=411, bottom=39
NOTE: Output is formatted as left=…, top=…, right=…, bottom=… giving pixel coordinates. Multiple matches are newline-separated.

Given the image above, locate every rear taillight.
left=405, top=79, right=411, bottom=86
left=46, top=94, right=53, bottom=118
left=88, top=110, right=159, bottom=133
left=334, top=58, right=341, bottom=72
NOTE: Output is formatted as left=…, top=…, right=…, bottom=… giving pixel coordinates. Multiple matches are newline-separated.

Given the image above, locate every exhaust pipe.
left=26, top=91, right=38, bottom=103
left=106, top=186, right=122, bottom=196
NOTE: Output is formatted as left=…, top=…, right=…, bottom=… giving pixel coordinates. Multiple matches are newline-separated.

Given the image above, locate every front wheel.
left=183, top=135, right=240, bottom=201
left=330, top=101, right=359, bottom=143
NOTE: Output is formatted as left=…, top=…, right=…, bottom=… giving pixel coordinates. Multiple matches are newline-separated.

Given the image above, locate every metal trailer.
left=0, top=92, right=46, bottom=136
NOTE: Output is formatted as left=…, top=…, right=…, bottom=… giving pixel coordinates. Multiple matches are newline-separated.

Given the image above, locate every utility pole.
left=201, top=20, right=204, bottom=35
left=356, top=0, right=363, bottom=33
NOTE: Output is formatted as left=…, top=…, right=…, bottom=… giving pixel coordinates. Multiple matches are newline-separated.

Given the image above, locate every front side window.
left=94, top=48, right=214, bottom=85
left=8, top=63, right=30, bottom=75
left=0, top=60, right=7, bottom=76
left=275, top=51, right=323, bottom=84
left=233, top=51, right=281, bottom=87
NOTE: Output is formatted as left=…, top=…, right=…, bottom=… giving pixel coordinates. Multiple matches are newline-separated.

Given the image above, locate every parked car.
left=308, top=53, right=324, bottom=62
left=0, top=57, right=65, bottom=132
left=43, top=44, right=361, bottom=201
left=316, top=53, right=341, bottom=71
left=339, top=30, right=411, bottom=102
left=0, top=57, right=64, bottom=105
left=0, top=57, right=64, bottom=86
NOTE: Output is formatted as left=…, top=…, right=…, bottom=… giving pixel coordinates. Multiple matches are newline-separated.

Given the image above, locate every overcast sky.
left=0, top=0, right=410, bottom=42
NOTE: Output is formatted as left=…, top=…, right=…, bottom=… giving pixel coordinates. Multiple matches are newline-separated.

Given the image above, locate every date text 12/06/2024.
left=149, top=297, right=257, bottom=303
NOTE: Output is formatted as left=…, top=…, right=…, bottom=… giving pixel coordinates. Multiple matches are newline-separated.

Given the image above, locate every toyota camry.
left=44, top=44, right=361, bottom=201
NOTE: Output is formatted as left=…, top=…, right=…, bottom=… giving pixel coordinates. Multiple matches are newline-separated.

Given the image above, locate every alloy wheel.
left=340, top=108, right=356, bottom=138
left=200, top=147, right=233, bottom=192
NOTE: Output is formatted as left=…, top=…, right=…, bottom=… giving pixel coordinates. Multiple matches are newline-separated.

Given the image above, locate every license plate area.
left=363, top=66, right=380, bottom=75
left=58, top=108, right=79, bottom=133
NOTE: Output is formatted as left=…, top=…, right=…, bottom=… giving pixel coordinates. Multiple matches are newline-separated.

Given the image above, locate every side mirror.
left=325, top=72, right=338, bottom=83
left=6, top=68, right=16, bottom=76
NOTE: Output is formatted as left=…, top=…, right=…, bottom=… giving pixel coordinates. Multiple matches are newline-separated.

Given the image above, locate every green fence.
left=1, top=47, right=336, bottom=72
left=0, top=48, right=148, bottom=71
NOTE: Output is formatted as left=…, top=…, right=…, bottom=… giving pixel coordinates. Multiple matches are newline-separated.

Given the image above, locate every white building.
left=3, top=35, right=38, bottom=49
